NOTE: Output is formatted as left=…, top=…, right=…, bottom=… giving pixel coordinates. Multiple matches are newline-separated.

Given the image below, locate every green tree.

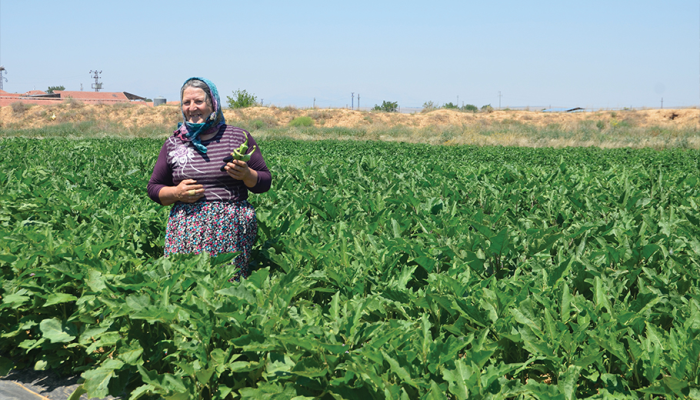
left=422, top=101, right=437, bottom=111
left=227, top=89, right=258, bottom=109
left=462, top=104, right=478, bottom=112
left=442, top=102, right=459, bottom=109
left=46, top=85, right=65, bottom=94
left=372, top=100, right=398, bottom=112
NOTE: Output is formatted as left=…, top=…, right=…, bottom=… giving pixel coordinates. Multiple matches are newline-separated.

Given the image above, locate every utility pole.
left=313, top=98, right=315, bottom=108
left=0, top=1, right=4, bottom=92
left=498, top=91, right=502, bottom=109
left=0, top=3, right=6, bottom=92
left=457, top=95, right=459, bottom=107
left=358, top=94, right=360, bottom=110
left=351, top=92, right=354, bottom=110
left=89, top=70, right=103, bottom=92
left=0, top=66, right=6, bottom=91
left=661, top=98, right=663, bottom=109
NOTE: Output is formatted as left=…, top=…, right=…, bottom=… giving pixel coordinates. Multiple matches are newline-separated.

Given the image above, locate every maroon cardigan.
left=147, top=125, right=271, bottom=205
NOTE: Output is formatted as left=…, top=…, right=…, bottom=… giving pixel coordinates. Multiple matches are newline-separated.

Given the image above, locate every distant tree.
left=372, top=100, right=398, bottom=112
left=442, top=102, right=459, bottom=109
left=462, top=104, right=478, bottom=112
left=422, top=101, right=437, bottom=111
left=227, top=89, right=258, bottom=109
left=481, top=104, right=494, bottom=112
left=46, top=85, right=65, bottom=94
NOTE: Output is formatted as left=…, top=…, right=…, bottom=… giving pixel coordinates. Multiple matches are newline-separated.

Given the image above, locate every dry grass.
left=10, top=102, right=31, bottom=114
left=1, top=103, right=699, bottom=149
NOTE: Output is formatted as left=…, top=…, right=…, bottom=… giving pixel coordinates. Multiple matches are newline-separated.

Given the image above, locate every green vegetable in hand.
left=230, top=134, right=257, bottom=162
left=234, top=146, right=256, bottom=162
left=221, top=134, right=257, bottom=170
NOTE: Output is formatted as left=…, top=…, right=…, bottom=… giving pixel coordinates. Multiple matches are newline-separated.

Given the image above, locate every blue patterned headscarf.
left=175, top=77, right=226, bottom=154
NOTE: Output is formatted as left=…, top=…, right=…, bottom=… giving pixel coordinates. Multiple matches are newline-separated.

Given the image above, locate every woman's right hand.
left=158, top=179, right=204, bottom=205
left=176, top=179, right=205, bottom=203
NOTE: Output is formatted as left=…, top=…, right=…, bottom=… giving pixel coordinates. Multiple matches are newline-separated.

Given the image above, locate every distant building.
left=0, top=89, right=150, bottom=107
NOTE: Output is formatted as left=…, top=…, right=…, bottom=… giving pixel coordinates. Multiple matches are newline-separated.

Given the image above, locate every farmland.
left=1, top=136, right=700, bottom=399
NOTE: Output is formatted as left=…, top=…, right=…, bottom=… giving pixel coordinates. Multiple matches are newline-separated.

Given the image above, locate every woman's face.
left=182, top=87, right=213, bottom=124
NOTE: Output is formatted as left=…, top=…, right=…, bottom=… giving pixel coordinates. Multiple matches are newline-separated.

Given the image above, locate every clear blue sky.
left=2, top=0, right=698, bottom=109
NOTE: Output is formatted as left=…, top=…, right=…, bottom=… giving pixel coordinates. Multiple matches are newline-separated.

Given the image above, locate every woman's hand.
left=158, top=179, right=204, bottom=205
left=224, top=160, right=259, bottom=188
left=177, top=179, right=205, bottom=203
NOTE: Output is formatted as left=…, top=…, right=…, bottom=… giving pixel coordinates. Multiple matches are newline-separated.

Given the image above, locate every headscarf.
left=175, top=77, right=226, bottom=154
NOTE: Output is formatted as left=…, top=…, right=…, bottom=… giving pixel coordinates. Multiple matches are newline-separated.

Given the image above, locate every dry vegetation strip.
left=1, top=102, right=699, bottom=149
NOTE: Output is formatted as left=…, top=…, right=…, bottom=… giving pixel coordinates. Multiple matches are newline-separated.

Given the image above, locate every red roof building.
left=25, top=90, right=47, bottom=96
left=0, top=89, right=151, bottom=107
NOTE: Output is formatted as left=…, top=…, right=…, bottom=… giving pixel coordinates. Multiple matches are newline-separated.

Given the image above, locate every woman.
left=147, top=77, right=271, bottom=280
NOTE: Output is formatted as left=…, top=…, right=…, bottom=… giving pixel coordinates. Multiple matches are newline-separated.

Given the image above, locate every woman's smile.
left=182, top=87, right=212, bottom=124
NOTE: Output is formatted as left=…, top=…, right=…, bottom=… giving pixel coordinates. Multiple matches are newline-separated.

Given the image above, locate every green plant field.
left=1, top=138, right=700, bottom=399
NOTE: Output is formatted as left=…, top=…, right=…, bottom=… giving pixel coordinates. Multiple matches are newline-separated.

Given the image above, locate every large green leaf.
left=39, top=318, right=76, bottom=343
left=442, top=359, right=474, bottom=400
left=44, top=293, right=78, bottom=307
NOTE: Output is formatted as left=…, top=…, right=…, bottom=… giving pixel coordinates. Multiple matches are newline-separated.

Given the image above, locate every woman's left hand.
left=224, top=160, right=259, bottom=188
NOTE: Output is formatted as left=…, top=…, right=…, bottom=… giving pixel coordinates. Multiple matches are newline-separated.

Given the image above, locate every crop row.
left=1, top=138, right=699, bottom=399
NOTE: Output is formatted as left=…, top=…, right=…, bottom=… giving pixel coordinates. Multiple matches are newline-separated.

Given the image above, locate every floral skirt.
left=164, top=200, right=257, bottom=281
